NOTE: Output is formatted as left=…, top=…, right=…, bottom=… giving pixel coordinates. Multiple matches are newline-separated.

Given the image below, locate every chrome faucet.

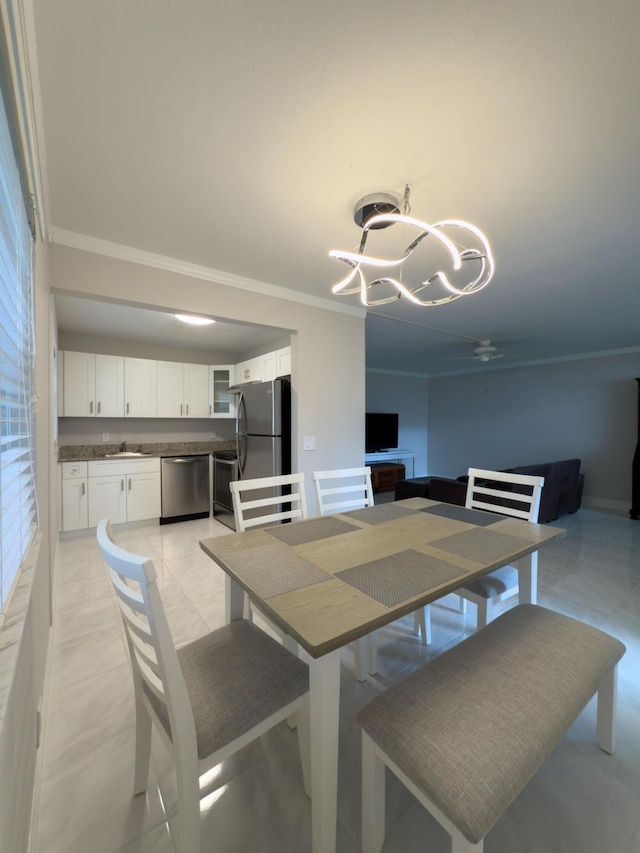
left=120, top=440, right=127, bottom=452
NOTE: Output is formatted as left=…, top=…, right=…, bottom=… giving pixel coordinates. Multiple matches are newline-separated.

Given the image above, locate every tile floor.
left=33, top=506, right=640, bottom=853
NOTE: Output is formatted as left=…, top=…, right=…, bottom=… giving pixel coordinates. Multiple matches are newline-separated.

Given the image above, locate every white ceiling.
left=54, top=294, right=288, bottom=358
left=33, top=0, right=640, bottom=375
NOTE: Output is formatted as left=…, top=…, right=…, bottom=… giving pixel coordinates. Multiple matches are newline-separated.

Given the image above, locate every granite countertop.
left=58, top=441, right=236, bottom=462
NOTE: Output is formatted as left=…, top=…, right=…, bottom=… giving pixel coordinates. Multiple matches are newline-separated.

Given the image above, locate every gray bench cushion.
left=357, top=604, right=625, bottom=843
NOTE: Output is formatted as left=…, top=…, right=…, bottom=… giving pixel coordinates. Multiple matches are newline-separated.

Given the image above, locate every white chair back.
left=465, top=467, right=544, bottom=522
left=230, top=472, right=308, bottom=531
left=313, top=466, right=374, bottom=515
left=96, top=519, right=195, bottom=760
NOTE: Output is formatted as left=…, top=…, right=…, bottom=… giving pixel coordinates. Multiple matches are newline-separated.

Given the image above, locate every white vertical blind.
left=0, top=78, right=36, bottom=614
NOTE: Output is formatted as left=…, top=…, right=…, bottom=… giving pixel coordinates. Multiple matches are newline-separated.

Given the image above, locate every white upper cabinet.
left=209, top=365, right=235, bottom=418
left=124, top=357, right=157, bottom=417
left=61, top=352, right=124, bottom=417
left=235, top=357, right=264, bottom=385
left=276, top=346, right=291, bottom=377
left=157, top=362, right=210, bottom=418
left=183, top=363, right=210, bottom=418
left=234, top=346, right=290, bottom=386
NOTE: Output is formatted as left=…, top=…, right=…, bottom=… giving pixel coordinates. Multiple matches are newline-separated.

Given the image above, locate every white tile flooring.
left=33, top=506, right=640, bottom=853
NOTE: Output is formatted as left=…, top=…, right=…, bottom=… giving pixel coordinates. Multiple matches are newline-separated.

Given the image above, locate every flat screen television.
left=365, top=412, right=399, bottom=452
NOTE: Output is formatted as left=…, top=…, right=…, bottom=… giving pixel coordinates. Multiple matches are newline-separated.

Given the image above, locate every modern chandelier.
left=329, top=185, right=494, bottom=307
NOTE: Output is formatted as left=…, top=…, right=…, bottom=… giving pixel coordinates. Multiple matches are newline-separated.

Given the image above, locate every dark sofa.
left=394, top=459, right=584, bottom=523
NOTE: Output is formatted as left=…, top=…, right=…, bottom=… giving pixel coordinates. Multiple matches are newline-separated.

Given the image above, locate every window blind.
left=0, top=77, right=36, bottom=614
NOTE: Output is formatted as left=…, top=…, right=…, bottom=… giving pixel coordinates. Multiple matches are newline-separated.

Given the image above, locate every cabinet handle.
left=97, top=401, right=101, bottom=414
left=180, top=403, right=183, bottom=416
left=121, top=479, right=124, bottom=492
left=128, top=478, right=132, bottom=491
left=126, top=402, right=130, bottom=415
left=89, top=401, right=93, bottom=414
left=209, top=404, right=212, bottom=415
left=81, top=482, right=85, bottom=496
left=186, top=404, right=189, bottom=415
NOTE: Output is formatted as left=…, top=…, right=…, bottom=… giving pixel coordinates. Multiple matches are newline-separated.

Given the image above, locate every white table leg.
left=309, top=649, right=341, bottom=853
left=225, top=575, right=245, bottom=621
left=516, top=551, right=538, bottom=604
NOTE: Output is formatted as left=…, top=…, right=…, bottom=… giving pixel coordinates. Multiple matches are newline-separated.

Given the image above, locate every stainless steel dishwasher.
left=160, top=455, right=210, bottom=524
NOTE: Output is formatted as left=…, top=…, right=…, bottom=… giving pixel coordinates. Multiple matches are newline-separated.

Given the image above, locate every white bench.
left=357, top=604, right=626, bottom=853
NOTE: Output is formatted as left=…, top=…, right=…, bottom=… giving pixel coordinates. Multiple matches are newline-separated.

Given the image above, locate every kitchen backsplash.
left=59, top=440, right=236, bottom=461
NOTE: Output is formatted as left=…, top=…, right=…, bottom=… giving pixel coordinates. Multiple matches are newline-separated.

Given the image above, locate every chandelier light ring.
left=329, top=186, right=494, bottom=308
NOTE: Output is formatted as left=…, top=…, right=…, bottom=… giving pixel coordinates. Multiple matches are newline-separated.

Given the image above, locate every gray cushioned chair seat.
left=462, top=564, right=519, bottom=599
left=147, top=620, right=309, bottom=758
left=356, top=604, right=625, bottom=844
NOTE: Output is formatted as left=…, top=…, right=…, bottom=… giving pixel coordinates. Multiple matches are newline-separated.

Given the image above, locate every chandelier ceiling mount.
left=330, top=184, right=494, bottom=308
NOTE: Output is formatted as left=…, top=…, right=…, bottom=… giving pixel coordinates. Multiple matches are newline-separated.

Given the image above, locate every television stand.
left=365, top=449, right=416, bottom=478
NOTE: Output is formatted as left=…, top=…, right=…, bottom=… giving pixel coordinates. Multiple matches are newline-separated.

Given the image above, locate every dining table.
left=199, top=496, right=564, bottom=853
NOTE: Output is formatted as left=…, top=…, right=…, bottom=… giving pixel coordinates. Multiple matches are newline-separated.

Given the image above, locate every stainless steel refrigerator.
left=224, top=377, right=291, bottom=529
left=236, top=377, right=291, bottom=479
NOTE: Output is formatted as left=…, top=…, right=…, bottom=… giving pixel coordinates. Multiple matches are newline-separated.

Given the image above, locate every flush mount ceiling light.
left=174, top=314, right=216, bottom=326
left=329, top=185, right=494, bottom=307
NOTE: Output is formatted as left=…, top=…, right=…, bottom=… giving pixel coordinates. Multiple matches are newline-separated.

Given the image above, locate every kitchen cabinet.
left=235, top=346, right=291, bottom=385
left=60, top=461, right=88, bottom=531
left=87, top=458, right=161, bottom=527
left=157, top=361, right=209, bottom=418
left=276, top=346, right=291, bottom=377
left=209, top=365, right=236, bottom=418
left=235, top=356, right=264, bottom=385
left=124, top=357, right=157, bottom=417
left=60, top=351, right=124, bottom=417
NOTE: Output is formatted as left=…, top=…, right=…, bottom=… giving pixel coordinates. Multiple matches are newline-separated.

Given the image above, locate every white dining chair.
left=230, top=471, right=308, bottom=531
left=96, top=519, right=310, bottom=853
left=312, top=467, right=430, bottom=680
left=312, top=466, right=375, bottom=515
left=457, top=467, right=545, bottom=628
left=230, top=472, right=308, bottom=649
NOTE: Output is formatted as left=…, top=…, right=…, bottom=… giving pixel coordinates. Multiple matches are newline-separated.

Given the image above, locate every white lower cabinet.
left=59, top=458, right=161, bottom=531
left=88, top=458, right=161, bottom=526
left=61, top=461, right=88, bottom=531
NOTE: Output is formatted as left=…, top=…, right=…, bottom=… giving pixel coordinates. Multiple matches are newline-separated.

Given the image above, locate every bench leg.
left=362, top=732, right=385, bottom=853
left=452, top=832, right=484, bottom=852
left=597, top=665, right=618, bottom=755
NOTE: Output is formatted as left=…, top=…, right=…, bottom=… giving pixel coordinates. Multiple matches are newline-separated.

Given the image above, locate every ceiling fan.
left=469, top=340, right=503, bottom=363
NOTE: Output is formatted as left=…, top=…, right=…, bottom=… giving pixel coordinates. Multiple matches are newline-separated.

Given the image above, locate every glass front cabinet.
left=209, top=365, right=236, bottom=418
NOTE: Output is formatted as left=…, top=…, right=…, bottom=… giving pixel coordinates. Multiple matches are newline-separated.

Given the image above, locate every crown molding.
left=49, top=228, right=367, bottom=319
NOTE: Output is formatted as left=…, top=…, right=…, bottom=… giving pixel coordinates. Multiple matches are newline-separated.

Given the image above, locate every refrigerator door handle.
left=236, top=393, right=246, bottom=474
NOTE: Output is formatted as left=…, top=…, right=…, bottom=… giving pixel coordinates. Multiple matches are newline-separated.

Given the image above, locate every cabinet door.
left=209, top=365, right=235, bottom=418
left=125, top=358, right=157, bottom=417
left=183, top=363, right=210, bottom=418
left=63, top=351, right=96, bottom=417
left=127, top=472, right=161, bottom=521
left=95, top=354, right=124, bottom=417
left=88, top=475, right=128, bottom=526
left=157, top=361, right=184, bottom=418
left=263, top=351, right=277, bottom=382
left=235, top=357, right=264, bottom=384
left=276, top=347, right=291, bottom=377
left=61, top=479, right=88, bottom=531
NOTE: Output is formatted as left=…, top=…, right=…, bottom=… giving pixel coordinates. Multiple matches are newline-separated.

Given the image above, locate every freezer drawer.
left=161, top=455, right=210, bottom=523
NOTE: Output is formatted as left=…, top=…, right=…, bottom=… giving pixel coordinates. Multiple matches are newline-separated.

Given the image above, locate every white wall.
left=365, top=371, right=429, bottom=477
left=50, top=243, right=366, bottom=515
left=427, top=353, right=640, bottom=513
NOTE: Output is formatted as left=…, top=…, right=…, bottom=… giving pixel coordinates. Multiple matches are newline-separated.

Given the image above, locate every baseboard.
left=582, top=496, right=631, bottom=516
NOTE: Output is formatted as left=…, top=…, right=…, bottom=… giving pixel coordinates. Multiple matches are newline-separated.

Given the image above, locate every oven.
left=213, top=453, right=238, bottom=529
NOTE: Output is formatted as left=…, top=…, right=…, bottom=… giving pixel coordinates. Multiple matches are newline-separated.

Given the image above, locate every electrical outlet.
left=209, top=431, right=217, bottom=439
left=303, top=436, right=315, bottom=451
left=102, top=432, right=110, bottom=441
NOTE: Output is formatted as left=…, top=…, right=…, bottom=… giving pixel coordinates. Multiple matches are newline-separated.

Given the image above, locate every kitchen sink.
left=105, top=451, right=151, bottom=458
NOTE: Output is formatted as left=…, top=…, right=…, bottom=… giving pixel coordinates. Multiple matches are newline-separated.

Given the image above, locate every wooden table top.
left=199, top=497, right=564, bottom=658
